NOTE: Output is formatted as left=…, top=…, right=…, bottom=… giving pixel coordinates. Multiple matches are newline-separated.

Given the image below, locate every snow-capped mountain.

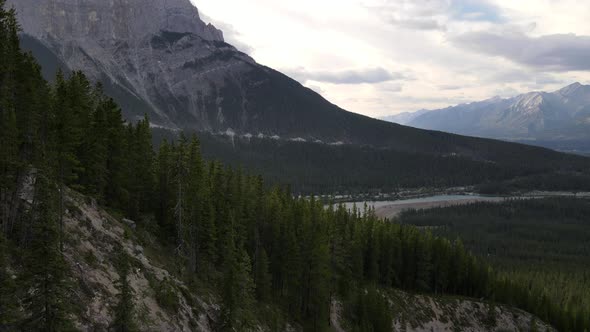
left=385, top=83, right=590, bottom=146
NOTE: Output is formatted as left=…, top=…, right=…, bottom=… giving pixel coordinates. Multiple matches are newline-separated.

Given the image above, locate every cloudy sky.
left=193, top=0, right=590, bottom=118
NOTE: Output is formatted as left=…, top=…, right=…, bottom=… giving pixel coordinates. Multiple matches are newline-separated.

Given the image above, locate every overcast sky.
left=193, top=0, right=590, bottom=118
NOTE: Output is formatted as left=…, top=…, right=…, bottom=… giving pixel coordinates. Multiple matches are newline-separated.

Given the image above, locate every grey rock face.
left=8, top=0, right=223, bottom=42
left=8, top=0, right=264, bottom=129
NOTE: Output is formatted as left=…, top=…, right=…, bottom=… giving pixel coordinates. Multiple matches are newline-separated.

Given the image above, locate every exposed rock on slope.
left=61, top=190, right=553, bottom=331
left=63, top=190, right=216, bottom=331
left=331, top=291, right=555, bottom=332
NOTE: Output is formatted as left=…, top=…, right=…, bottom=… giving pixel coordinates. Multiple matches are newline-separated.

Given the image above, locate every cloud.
left=285, top=67, right=407, bottom=85
left=363, top=0, right=503, bottom=31
left=388, top=17, right=447, bottom=31
left=363, top=0, right=449, bottom=31
left=451, top=31, right=590, bottom=71
left=449, top=0, right=504, bottom=22
left=306, top=84, right=325, bottom=95
left=438, top=84, right=463, bottom=90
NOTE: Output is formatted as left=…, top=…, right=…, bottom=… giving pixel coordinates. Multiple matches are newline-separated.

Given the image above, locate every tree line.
left=399, top=198, right=590, bottom=332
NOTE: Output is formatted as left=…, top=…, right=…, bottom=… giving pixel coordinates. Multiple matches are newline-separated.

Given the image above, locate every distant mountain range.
left=384, top=83, right=590, bottom=154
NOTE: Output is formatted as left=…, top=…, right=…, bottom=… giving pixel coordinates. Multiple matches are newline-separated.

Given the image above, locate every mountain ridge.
left=384, top=82, right=590, bottom=147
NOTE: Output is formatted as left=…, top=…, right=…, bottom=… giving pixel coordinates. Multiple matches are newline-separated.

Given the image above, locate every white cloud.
left=193, top=0, right=590, bottom=117
left=284, top=67, right=407, bottom=84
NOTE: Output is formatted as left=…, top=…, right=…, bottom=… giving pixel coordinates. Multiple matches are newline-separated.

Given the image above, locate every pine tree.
left=349, top=287, right=393, bottom=332
left=171, top=135, right=189, bottom=254
left=219, top=224, right=255, bottom=331
left=23, top=170, right=73, bottom=331
left=155, top=139, right=173, bottom=243
left=125, top=116, right=154, bottom=220
left=52, top=70, right=81, bottom=251
left=103, top=98, right=128, bottom=210
left=112, top=251, right=138, bottom=332
left=0, top=108, right=18, bottom=236
left=79, top=86, right=109, bottom=199
left=254, top=247, right=272, bottom=302
left=0, top=233, right=18, bottom=329
left=185, top=136, right=204, bottom=275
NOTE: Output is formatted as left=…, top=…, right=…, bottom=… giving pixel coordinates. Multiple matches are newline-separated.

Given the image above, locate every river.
left=339, top=194, right=506, bottom=219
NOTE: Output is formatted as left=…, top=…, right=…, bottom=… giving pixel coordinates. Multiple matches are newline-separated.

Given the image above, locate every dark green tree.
left=112, top=251, right=138, bottom=332
left=0, top=233, right=18, bottom=328
left=23, top=171, right=73, bottom=331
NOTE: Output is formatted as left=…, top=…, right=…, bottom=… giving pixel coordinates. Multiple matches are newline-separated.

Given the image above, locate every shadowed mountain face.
left=385, top=83, right=590, bottom=153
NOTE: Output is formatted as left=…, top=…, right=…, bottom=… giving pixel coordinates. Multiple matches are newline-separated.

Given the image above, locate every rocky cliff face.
left=9, top=0, right=223, bottom=42
left=8, top=0, right=264, bottom=130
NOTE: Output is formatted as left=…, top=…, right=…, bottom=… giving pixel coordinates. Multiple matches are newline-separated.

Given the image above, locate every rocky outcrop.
left=63, top=189, right=216, bottom=331
left=8, top=0, right=223, bottom=42
left=8, top=0, right=253, bottom=129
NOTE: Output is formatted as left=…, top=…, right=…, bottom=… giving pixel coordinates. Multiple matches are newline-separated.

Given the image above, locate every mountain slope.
left=388, top=83, right=590, bottom=145
left=7, top=0, right=449, bottom=147
left=6, top=0, right=587, bottom=153
left=19, top=189, right=558, bottom=331
left=10, top=0, right=590, bottom=194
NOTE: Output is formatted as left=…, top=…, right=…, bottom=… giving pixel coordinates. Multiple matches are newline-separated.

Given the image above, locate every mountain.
left=385, top=83, right=590, bottom=153
left=1, top=0, right=578, bottom=149
left=380, top=109, right=431, bottom=125
left=5, top=0, right=468, bottom=147
left=9, top=0, right=590, bottom=194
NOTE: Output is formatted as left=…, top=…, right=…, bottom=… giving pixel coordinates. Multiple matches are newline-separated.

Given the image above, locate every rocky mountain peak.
left=7, top=0, right=223, bottom=42
left=511, top=92, right=545, bottom=114
left=557, top=82, right=583, bottom=96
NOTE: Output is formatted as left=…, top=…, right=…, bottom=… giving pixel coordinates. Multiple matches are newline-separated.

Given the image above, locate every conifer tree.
left=254, top=247, right=272, bottom=302
left=155, top=139, right=173, bottom=243
left=185, top=136, right=204, bottom=275
left=219, top=221, right=255, bottom=331
left=23, top=170, right=73, bottom=331
left=52, top=70, right=81, bottom=251
left=0, top=233, right=18, bottom=329
left=103, top=98, right=128, bottom=209
left=112, top=251, right=138, bottom=332
left=172, top=135, right=189, bottom=253
left=126, top=116, right=154, bottom=220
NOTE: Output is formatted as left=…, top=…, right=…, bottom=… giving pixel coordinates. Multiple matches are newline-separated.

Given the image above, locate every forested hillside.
left=151, top=130, right=590, bottom=194
left=398, top=198, right=590, bottom=332
left=0, top=3, right=577, bottom=331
